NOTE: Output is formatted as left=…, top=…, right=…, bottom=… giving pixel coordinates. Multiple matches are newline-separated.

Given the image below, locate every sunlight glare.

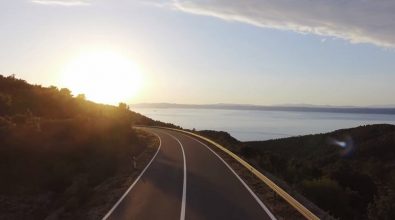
left=60, top=51, right=143, bottom=105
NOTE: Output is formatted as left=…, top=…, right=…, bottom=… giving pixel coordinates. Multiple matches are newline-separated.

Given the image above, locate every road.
left=103, top=127, right=276, bottom=220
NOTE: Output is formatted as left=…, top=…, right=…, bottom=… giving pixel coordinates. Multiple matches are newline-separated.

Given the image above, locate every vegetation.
left=0, top=74, right=176, bottom=219
left=199, top=124, right=395, bottom=219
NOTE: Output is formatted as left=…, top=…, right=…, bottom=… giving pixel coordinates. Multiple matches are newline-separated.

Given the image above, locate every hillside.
left=0, top=75, right=176, bottom=219
left=200, top=124, right=395, bottom=219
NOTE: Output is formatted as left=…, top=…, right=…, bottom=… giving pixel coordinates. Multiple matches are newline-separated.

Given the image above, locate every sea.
left=132, top=107, right=395, bottom=141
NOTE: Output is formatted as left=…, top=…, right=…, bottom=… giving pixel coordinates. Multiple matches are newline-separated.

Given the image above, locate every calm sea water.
left=133, top=108, right=395, bottom=141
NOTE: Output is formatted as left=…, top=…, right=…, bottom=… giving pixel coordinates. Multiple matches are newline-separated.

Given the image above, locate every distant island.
left=132, top=103, right=395, bottom=115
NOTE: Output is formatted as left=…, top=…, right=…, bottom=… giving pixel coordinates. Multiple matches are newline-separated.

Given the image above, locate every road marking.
left=165, top=132, right=187, bottom=220
left=102, top=131, right=162, bottom=220
left=179, top=132, right=277, bottom=220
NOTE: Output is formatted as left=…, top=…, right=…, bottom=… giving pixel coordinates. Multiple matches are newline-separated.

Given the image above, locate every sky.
left=1, top=0, right=395, bottom=106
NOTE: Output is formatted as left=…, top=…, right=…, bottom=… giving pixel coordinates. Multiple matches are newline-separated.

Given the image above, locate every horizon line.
left=130, top=102, right=395, bottom=109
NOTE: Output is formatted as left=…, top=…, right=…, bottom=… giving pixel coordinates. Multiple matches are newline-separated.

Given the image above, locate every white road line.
left=179, top=132, right=277, bottom=220
left=102, top=132, right=162, bottom=220
left=165, top=132, right=187, bottom=220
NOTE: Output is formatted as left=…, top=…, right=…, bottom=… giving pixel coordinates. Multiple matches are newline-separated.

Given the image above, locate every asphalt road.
left=103, top=127, right=276, bottom=220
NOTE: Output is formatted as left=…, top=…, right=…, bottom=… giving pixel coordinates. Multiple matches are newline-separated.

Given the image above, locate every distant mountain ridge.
left=131, top=103, right=395, bottom=115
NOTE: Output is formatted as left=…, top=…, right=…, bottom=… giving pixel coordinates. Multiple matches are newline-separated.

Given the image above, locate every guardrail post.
left=130, top=153, right=137, bottom=170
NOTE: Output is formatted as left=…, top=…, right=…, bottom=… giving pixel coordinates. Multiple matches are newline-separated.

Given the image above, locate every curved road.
left=103, top=127, right=276, bottom=220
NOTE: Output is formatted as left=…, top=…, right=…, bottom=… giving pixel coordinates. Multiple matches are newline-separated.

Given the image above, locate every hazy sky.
left=1, top=0, right=395, bottom=106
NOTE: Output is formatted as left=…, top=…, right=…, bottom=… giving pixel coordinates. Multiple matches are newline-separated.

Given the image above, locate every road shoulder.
left=46, top=129, right=160, bottom=220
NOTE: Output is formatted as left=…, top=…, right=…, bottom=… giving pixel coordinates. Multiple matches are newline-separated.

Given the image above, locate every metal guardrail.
left=152, top=126, right=320, bottom=220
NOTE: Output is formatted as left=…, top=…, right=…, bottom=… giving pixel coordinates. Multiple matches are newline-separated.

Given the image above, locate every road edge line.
left=178, top=132, right=277, bottom=220
left=102, top=131, right=162, bottom=220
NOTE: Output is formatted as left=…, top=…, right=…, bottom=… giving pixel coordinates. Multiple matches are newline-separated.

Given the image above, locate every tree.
left=76, top=94, right=86, bottom=100
left=49, top=86, right=58, bottom=91
left=118, top=102, right=129, bottom=111
left=368, top=188, right=395, bottom=220
left=0, top=93, right=12, bottom=115
left=60, top=88, right=72, bottom=97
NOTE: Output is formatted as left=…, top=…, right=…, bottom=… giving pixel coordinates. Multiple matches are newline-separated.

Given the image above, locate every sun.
left=60, top=51, right=143, bottom=105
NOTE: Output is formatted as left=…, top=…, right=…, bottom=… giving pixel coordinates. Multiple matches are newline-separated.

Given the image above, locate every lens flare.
left=329, top=135, right=354, bottom=157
